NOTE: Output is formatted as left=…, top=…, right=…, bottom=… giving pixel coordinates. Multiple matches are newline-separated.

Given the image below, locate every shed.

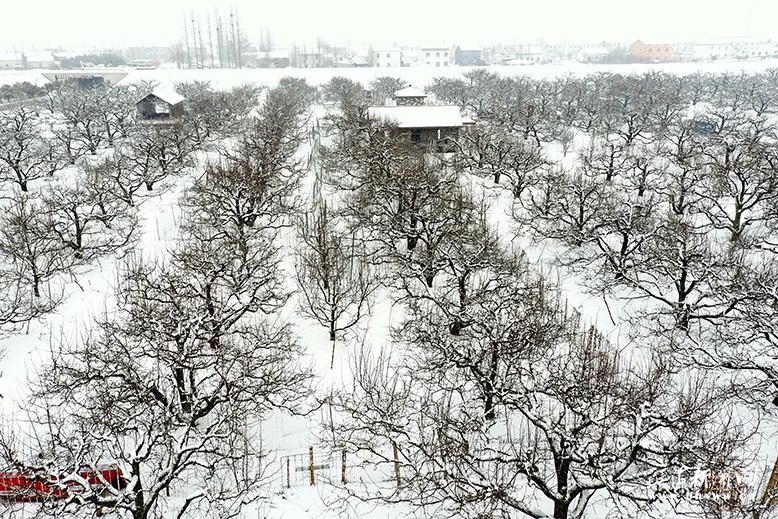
left=136, top=88, right=186, bottom=121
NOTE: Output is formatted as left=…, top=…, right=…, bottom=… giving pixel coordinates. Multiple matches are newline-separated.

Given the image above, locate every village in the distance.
left=2, top=37, right=778, bottom=71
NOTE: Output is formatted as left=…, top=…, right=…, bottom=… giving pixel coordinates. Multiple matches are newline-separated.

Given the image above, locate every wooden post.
left=392, top=441, right=401, bottom=488
left=761, top=454, right=778, bottom=506
left=309, top=446, right=316, bottom=486
left=341, top=449, right=347, bottom=485
left=286, top=457, right=291, bottom=489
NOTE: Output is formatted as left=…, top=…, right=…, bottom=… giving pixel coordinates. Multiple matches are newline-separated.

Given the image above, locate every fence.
left=278, top=446, right=347, bottom=489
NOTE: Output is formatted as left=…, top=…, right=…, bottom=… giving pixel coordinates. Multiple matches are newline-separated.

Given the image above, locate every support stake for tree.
left=341, top=449, right=347, bottom=485
left=286, top=457, right=291, bottom=489
left=309, top=446, right=316, bottom=486
left=392, top=441, right=401, bottom=488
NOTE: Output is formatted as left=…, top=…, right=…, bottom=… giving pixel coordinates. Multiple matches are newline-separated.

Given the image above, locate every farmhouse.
left=136, top=88, right=186, bottom=122
left=367, top=87, right=471, bottom=152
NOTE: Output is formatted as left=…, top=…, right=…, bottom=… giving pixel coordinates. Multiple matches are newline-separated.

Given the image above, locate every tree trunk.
left=554, top=500, right=570, bottom=519
left=132, top=460, right=148, bottom=519
left=424, top=269, right=435, bottom=288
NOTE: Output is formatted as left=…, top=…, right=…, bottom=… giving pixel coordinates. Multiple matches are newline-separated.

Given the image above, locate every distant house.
left=631, top=40, right=674, bottom=62
left=136, top=88, right=186, bottom=122
left=367, top=87, right=471, bottom=152
left=503, top=44, right=547, bottom=65
left=294, top=50, right=333, bottom=68
left=0, top=52, right=22, bottom=70
left=125, top=46, right=172, bottom=62
left=250, top=50, right=291, bottom=68
left=23, top=53, right=56, bottom=69
left=419, top=45, right=453, bottom=67
left=351, top=55, right=369, bottom=68
left=372, top=48, right=402, bottom=68
left=730, top=39, right=778, bottom=59
left=688, top=39, right=778, bottom=61
left=454, top=46, right=483, bottom=66
left=576, top=46, right=609, bottom=63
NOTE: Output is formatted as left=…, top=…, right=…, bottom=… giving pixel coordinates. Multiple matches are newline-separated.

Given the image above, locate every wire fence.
left=278, top=446, right=347, bottom=489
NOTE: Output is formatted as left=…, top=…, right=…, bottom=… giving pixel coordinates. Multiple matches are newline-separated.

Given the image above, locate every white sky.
left=2, top=0, right=777, bottom=50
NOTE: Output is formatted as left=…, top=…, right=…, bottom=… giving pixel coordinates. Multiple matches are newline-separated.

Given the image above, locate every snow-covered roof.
left=393, top=86, right=427, bottom=98
left=368, top=105, right=465, bottom=128
left=42, top=71, right=128, bottom=84
left=147, top=88, right=185, bottom=106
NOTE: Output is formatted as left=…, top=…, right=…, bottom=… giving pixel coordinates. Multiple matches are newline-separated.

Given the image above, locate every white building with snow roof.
left=372, top=47, right=402, bottom=68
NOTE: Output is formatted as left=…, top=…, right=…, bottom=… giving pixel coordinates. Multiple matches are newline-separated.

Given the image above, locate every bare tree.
left=369, top=76, right=407, bottom=105
left=697, top=131, right=778, bottom=245
left=52, top=84, right=109, bottom=155
left=0, top=192, right=73, bottom=301
left=462, top=121, right=551, bottom=197
left=83, top=151, right=146, bottom=207
left=333, top=293, right=750, bottom=519
left=295, top=202, right=379, bottom=367
left=521, top=166, right=610, bottom=248
left=1, top=214, right=310, bottom=519
left=124, top=123, right=195, bottom=191
left=321, top=76, right=366, bottom=112
left=0, top=104, right=65, bottom=191
left=39, top=175, right=138, bottom=261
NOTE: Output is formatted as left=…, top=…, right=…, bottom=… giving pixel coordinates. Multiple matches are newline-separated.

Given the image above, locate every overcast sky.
left=2, top=0, right=777, bottom=50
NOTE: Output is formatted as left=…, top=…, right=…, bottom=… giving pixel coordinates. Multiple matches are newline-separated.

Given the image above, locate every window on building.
left=425, top=52, right=430, bottom=57
left=387, top=53, right=391, bottom=58
left=436, top=52, right=440, bottom=57
left=154, top=102, right=170, bottom=116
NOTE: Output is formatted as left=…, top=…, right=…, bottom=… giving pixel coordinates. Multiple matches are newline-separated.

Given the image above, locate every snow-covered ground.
left=3, top=60, right=778, bottom=90
left=1, top=61, right=777, bottom=518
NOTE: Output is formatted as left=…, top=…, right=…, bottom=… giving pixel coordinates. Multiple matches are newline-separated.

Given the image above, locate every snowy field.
left=0, top=61, right=777, bottom=518
left=3, top=59, right=778, bottom=89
